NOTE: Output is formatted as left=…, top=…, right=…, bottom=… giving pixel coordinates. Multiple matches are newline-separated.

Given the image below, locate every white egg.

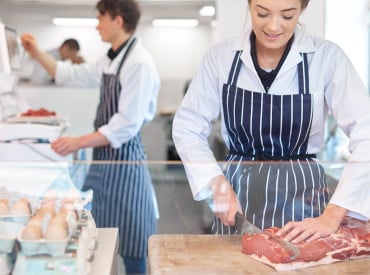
left=44, top=223, right=68, bottom=241
left=59, top=207, right=78, bottom=222
left=37, top=206, right=56, bottom=218
left=63, top=188, right=81, bottom=204
left=0, top=199, right=9, bottom=215
left=28, top=214, right=44, bottom=228
left=43, top=189, right=59, bottom=200
left=21, top=225, right=43, bottom=240
left=10, top=199, right=31, bottom=216
left=49, top=214, right=68, bottom=229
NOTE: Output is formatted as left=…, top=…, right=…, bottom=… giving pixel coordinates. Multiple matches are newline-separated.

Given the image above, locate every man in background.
left=26, top=38, right=85, bottom=84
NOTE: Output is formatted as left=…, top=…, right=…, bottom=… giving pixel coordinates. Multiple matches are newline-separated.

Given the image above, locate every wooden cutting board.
left=148, top=234, right=370, bottom=275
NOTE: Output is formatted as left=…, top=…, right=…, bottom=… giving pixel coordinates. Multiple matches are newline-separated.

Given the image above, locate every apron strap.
left=297, top=53, right=309, bottom=94
left=115, top=37, right=137, bottom=77
left=228, top=51, right=310, bottom=95
left=227, top=50, right=243, bottom=86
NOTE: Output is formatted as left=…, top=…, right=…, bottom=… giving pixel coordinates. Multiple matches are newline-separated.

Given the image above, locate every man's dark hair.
left=96, top=0, right=141, bottom=33
left=61, top=38, right=80, bottom=51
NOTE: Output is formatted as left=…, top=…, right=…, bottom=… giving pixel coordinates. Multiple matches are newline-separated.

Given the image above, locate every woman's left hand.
left=277, top=204, right=348, bottom=243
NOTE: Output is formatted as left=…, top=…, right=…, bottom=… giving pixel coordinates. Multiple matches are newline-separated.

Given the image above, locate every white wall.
left=300, top=0, right=326, bottom=37
left=215, top=0, right=247, bottom=42
left=2, top=1, right=344, bottom=162
left=325, top=0, right=369, bottom=89
left=137, top=24, right=214, bottom=113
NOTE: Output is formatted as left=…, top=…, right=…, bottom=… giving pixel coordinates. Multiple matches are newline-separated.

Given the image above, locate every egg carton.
left=17, top=237, right=70, bottom=257
left=0, top=197, right=39, bottom=225
left=0, top=221, right=25, bottom=254
left=0, top=254, right=12, bottom=275
left=17, top=212, right=78, bottom=257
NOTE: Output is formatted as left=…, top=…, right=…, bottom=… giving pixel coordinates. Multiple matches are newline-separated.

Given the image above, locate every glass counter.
left=0, top=159, right=353, bottom=235
left=1, top=159, right=369, bottom=274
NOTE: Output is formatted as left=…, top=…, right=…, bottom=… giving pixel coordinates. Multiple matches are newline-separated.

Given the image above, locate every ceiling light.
left=152, top=19, right=199, bottom=28
left=199, top=6, right=216, bottom=17
left=52, top=17, right=98, bottom=27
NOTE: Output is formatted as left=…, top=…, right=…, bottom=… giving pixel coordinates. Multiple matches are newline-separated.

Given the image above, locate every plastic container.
left=0, top=221, right=25, bottom=253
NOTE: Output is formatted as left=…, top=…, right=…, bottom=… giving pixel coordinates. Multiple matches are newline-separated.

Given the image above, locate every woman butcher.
left=172, top=0, right=370, bottom=243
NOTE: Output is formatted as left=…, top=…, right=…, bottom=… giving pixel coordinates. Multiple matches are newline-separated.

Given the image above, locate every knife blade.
left=235, top=212, right=264, bottom=234
left=235, top=212, right=300, bottom=260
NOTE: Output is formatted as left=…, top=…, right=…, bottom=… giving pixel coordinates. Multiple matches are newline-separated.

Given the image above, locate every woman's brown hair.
left=248, top=0, right=310, bottom=10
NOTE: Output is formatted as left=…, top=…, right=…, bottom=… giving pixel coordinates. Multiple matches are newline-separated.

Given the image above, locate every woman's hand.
left=277, top=204, right=348, bottom=243
left=209, top=175, right=242, bottom=226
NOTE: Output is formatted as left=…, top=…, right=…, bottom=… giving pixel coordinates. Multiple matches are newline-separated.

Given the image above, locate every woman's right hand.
left=20, top=33, right=39, bottom=58
left=209, top=175, right=242, bottom=226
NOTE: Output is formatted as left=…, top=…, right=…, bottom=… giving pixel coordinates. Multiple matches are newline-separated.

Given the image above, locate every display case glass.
left=0, top=159, right=367, bottom=274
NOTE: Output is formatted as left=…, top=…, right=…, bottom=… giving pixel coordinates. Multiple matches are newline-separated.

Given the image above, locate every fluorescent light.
left=152, top=19, right=199, bottom=28
left=199, top=6, right=216, bottom=17
left=52, top=17, right=98, bottom=27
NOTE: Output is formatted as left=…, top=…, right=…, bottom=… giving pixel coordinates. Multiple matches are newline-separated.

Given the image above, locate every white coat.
left=173, top=27, right=370, bottom=220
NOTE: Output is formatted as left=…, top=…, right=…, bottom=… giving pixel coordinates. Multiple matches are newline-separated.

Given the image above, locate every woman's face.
left=249, top=0, right=302, bottom=52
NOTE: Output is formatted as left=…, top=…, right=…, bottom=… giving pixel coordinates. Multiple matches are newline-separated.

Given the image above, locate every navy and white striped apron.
left=212, top=50, right=329, bottom=234
left=82, top=37, right=157, bottom=258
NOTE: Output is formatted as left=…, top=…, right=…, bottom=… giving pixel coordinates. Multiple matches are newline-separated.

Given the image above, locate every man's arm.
left=21, top=33, right=57, bottom=78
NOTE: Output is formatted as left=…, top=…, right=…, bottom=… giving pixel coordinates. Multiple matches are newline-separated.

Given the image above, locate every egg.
left=10, top=198, right=31, bottom=216
left=63, top=188, right=81, bottom=204
left=44, top=223, right=68, bottom=241
left=62, top=202, right=74, bottom=211
left=0, top=199, right=9, bottom=215
left=40, top=199, right=55, bottom=209
left=43, top=189, right=59, bottom=201
left=28, top=214, right=44, bottom=228
left=59, top=207, right=78, bottom=222
left=49, top=213, right=68, bottom=229
left=21, top=225, right=43, bottom=240
left=37, top=206, right=56, bottom=218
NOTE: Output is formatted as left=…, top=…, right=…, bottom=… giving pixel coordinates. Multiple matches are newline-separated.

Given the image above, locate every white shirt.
left=28, top=48, right=63, bottom=84
left=173, top=27, right=370, bottom=220
left=55, top=37, right=160, bottom=149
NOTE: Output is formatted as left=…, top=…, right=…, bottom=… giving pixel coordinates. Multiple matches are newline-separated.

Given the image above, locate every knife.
left=235, top=212, right=300, bottom=260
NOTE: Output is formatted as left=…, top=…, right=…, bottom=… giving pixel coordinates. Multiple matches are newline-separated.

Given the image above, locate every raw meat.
left=241, top=216, right=370, bottom=271
left=21, top=108, right=56, bottom=116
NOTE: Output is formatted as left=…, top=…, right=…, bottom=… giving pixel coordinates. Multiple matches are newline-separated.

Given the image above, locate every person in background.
left=173, top=0, right=370, bottom=244
left=21, top=0, right=160, bottom=273
left=26, top=38, right=84, bottom=84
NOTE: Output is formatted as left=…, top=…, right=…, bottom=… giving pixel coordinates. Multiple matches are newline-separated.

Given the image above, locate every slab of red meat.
left=241, top=216, right=369, bottom=271
left=21, top=108, right=56, bottom=116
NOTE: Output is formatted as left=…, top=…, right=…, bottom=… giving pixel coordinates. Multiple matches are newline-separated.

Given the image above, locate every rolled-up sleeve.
left=55, top=59, right=103, bottom=88
left=172, top=49, right=224, bottom=201
left=98, top=61, right=160, bottom=148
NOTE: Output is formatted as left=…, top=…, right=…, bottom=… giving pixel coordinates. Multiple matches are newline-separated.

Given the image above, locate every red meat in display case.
left=21, top=108, right=56, bottom=117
